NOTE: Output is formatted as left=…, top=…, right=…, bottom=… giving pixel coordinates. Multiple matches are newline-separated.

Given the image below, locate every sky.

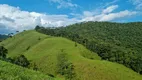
left=0, top=0, right=142, bottom=34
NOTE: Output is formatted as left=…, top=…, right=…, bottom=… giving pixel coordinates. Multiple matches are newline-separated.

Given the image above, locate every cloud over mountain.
left=0, top=4, right=138, bottom=33
left=0, top=4, right=79, bottom=33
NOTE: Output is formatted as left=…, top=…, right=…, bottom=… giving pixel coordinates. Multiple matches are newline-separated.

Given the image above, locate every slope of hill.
left=0, top=60, right=56, bottom=80
left=0, top=30, right=142, bottom=80
left=35, top=22, right=142, bottom=74
left=0, top=30, right=48, bottom=57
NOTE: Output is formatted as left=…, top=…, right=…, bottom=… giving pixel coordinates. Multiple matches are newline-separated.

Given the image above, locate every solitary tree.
left=16, top=31, right=19, bottom=33
left=35, top=25, right=40, bottom=31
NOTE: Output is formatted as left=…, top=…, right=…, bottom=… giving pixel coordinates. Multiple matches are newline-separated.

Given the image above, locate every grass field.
left=0, top=30, right=142, bottom=80
left=0, top=60, right=58, bottom=80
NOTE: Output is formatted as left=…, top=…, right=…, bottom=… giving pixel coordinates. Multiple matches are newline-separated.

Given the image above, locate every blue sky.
left=0, top=0, right=138, bottom=15
left=0, top=0, right=142, bottom=34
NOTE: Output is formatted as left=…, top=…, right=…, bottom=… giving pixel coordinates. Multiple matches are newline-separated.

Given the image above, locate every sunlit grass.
left=0, top=30, right=142, bottom=80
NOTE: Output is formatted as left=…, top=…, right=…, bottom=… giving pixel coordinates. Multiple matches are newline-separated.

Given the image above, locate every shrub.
left=56, top=50, right=67, bottom=75
left=26, top=46, right=31, bottom=50
left=14, top=55, right=30, bottom=67
left=57, top=50, right=76, bottom=80
left=0, top=46, right=8, bottom=59
left=65, top=63, right=76, bottom=80
left=75, top=42, right=77, bottom=47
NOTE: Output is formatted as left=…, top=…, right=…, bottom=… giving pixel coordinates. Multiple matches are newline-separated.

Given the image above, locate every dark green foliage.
left=14, top=55, right=30, bottom=67
left=75, top=42, right=77, bottom=47
left=56, top=50, right=68, bottom=75
left=65, top=63, right=76, bottom=80
left=38, top=37, right=41, bottom=40
left=35, top=22, right=142, bottom=74
left=57, top=50, right=75, bottom=79
left=130, top=56, right=142, bottom=74
left=35, top=25, right=41, bottom=31
left=0, top=46, right=31, bottom=69
left=47, top=73, right=55, bottom=77
left=140, top=71, right=142, bottom=75
left=33, top=63, right=38, bottom=71
left=26, top=46, right=31, bottom=50
left=5, top=57, right=14, bottom=63
left=16, top=31, right=19, bottom=33
left=0, top=46, right=8, bottom=58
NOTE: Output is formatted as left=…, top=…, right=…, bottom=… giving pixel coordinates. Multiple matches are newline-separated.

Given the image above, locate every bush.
left=75, top=42, right=77, bottom=47
left=65, top=63, right=76, bottom=80
left=26, top=46, right=31, bottom=50
left=14, top=55, right=30, bottom=67
left=33, top=63, right=38, bottom=71
left=57, top=50, right=76, bottom=79
left=0, top=46, right=8, bottom=59
left=56, top=50, right=68, bottom=75
left=38, top=37, right=41, bottom=40
left=47, top=73, right=55, bottom=77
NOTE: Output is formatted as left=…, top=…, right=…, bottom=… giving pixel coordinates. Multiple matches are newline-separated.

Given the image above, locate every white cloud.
left=0, top=4, right=138, bottom=33
left=83, top=11, right=94, bottom=17
left=100, top=10, right=137, bottom=21
left=105, top=0, right=119, bottom=6
left=103, top=5, right=118, bottom=14
left=130, top=0, right=142, bottom=10
left=49, top=0, right=78, bottom=9
left=0, top=4, right=79, bottom=32
left=81, top=5, right=137, bottom=21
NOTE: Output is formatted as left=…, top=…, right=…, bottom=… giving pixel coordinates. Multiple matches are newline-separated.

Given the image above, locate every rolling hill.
left=0, top=30, right=142, bottom=80
left=35, top=22, right=142, bottom=74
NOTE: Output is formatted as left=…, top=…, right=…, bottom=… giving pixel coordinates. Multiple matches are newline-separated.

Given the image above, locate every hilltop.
left=0, top=30, right=142, bottom=80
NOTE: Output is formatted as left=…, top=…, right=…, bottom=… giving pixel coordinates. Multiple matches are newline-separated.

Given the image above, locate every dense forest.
left=35, top=21, right=142, bottom=74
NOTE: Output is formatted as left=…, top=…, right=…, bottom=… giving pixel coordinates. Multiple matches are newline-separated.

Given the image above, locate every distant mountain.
left=0, top=34, right=8, bottom=41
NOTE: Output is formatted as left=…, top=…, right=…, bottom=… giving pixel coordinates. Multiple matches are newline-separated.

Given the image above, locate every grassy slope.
left=0, top=30, right=142, bottom=80
left=0, top=30, right=48, bottom=57
left=0, top=60, right=56, bottom=80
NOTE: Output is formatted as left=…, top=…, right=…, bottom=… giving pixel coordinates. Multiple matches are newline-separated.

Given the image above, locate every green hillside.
left=0, top=30, right=142, bottom=80
left=0, top=30, right=48, bottom=57
left=0, top=60, right=56, bottom=80
left=35, top=22, right=142, bottom=74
